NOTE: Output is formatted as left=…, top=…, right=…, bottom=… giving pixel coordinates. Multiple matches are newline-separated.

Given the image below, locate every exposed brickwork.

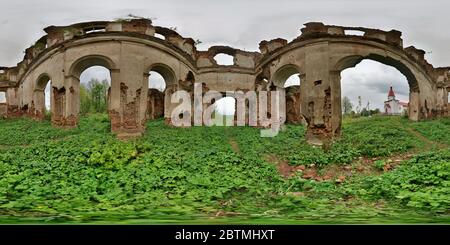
left=285, top=86, right=302, bottom=124
left=147, top=89, right=164, bottom=120
left=0, top=19, right=447, bottom=144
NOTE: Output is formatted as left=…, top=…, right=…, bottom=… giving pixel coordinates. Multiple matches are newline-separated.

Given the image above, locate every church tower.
left=384, top=86, right=408, bottom=115
left=387, top=86, right=396, bottom=100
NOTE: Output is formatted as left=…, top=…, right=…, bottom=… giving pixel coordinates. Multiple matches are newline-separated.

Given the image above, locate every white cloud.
left=341, top=60, right=409, bottom=110
left=149, top=71, right=166, bottom=92
left=80, top=66, right=111, bottom=85
left=1, top=0, right=449, bottom=66
left=284, top=74, right=300, bottom=88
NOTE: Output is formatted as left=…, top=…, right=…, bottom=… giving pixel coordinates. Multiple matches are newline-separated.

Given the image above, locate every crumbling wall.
left=0, top=19, right=445, bottom=144
left=435, top=67, right=450, bottom=117
left=285, top=86, right=302, bottom=124
left=196, top=46, right=260, bottom=69
left=109, top=83, right=143, bottom=135
left=447, top=87, right=450, bottom=117
left=147, top=89, right=165, bottom=119
left=3, top=87, right=20, bottom=118
left=0, top=103, right=6, bottom=117
left=51, top=87, right=66, bottom=126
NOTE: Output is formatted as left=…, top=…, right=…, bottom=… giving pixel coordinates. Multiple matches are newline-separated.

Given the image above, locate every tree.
left=370, top=108, right=381, bottom=115
left=360, top=108, right=370, bottom=117
left=342, top=96, right=353, bottom=115
left=80, top=84, right=91, bottom=114
left=80, top=78, right=110, bottom=115
left=356, top=96, right=362, bottom=114
left=88, top=79, right=109, bottom=112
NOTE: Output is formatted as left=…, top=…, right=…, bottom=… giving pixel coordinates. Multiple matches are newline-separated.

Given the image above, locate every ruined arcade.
left=0, top=19, right=448, bottom=143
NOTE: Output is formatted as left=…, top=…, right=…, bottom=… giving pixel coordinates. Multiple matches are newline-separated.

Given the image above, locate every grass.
left=0, top=114, right=448, bottom=224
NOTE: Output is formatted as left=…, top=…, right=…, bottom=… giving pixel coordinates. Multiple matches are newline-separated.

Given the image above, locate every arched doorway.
left=147, top=70, right=166, bottom=119
left=146, top=64, right=177, bottom=122
left=336, top=54, right=420, bottom=121
left=34, top=74, right=51, bottom=119
left=79, top=66, right=111, bottom=115
left=272, top=65, right=303, bottom=124
left=341, top=60, right=410, bottom=118
left=67, top=55, right=116, bottom=127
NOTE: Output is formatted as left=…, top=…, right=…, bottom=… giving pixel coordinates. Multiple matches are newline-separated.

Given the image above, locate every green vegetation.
left=407, top=118, right=450, bottom=145
left=0, top=115, right=448, bottom=224
left=80, top=79, right=109, bottom=115
left=344, top=150, right=449, bottom=212
left=342, top=95, right=384, bottom=118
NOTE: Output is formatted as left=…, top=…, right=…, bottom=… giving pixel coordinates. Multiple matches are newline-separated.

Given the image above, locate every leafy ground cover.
left=0, top=115, right=448, bottom=223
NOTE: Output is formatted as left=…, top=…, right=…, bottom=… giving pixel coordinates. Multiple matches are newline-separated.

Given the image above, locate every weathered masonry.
left=0, top=19, right=449, bottom=143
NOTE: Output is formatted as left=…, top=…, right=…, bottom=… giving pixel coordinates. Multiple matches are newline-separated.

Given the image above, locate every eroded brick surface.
left=0, top=20, right=447, bottom=143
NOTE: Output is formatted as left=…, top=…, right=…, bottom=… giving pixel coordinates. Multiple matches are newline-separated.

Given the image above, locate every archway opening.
left=36, top=74, right=51, bottom=119
left=79, top=66, right=111, bottom=115
left=148, top=71, right=166, bottom=92
left=272, top=65, right=302, bottom=124
left=213, top=96, right=236, bottom=126
left=147, top=71, right=166, bottom=119
left=69, top=56, right=115, bottom=124
left=341, top=59, right=410, bottom=118
left=147, top=64, right=176, bottom=121
left=272, top=65, right=301, bottom=88
left=284, top=73, right=301, bottom=88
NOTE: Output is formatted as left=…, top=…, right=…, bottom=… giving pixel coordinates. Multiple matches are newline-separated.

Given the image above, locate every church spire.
left=388, top=86, right=395, bottom=99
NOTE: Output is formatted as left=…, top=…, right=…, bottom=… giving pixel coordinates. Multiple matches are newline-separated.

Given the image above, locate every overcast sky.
left=1, top=0, right=449, bottom=110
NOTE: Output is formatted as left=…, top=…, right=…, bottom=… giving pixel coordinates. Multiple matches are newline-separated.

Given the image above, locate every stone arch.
left=258, top=37, right=437, bottom=144
left=271, top=64, right=302, bottom=88
left=36, top=73, right=51, bottom=90
left=334, top=53, right=421, bottom=121
left=2, top=20, right=445, bottom=142
left=146, top=63, right=177, bottom=87
left=33, top=73, right=52, bottom=119
left=334, top=54, right=420, bottom=92
left=65, top=55, right=118, bottom=127
left=271, top=64, right=303, bottom=124
left=208, top=46, right=237, bottom=66
left=145, top=63, right=179, bottom=121
left=69, top=55, right=117, bottom=78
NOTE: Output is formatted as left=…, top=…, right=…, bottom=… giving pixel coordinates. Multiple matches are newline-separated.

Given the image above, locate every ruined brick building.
left=0, top=19, right=449, bottom=144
